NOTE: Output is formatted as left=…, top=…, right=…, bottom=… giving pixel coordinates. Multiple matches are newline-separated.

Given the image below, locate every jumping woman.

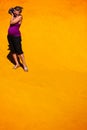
left=7, top=6, right=28, bottom=71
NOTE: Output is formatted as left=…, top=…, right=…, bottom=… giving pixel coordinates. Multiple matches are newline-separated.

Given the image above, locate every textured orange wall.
left=0, top=0, right=87, bottom=130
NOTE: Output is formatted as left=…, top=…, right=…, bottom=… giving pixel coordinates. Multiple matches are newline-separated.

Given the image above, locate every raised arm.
left=10, top=15, right=22, bottom=24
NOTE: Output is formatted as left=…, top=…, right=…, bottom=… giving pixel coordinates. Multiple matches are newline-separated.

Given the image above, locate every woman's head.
left=13, top=6, right=23, bottom=15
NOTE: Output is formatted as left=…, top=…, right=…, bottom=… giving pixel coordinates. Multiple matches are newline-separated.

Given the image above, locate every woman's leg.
left=18, top=53, right=28, bottom=71
left=7, top=35, right=19, bottom=68
left=12, top=53, right=20, bottom=68
left=13, top=36, right=28, bottom=71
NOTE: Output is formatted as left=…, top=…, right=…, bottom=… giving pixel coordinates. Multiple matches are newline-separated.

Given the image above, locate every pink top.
left=8, top=23, right=21, bottom=37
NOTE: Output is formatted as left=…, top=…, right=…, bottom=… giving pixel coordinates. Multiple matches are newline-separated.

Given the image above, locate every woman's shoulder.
left=18, top=15, right=23, bottom=20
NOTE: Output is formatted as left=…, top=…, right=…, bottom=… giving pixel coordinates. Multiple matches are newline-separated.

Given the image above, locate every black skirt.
left=7, top=35, right=23, bottom=55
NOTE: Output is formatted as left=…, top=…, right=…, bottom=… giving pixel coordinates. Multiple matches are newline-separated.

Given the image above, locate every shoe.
left=24, top=66, right=28, bottom=72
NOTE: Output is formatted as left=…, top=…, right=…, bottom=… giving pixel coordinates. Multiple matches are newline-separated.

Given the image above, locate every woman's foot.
left=13, top=64, right=20, bottom=69
left=23, top=66, right=28, bottom=72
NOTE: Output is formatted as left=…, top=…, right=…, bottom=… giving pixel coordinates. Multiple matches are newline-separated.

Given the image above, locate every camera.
left=8, top=8, right=14, bottom=15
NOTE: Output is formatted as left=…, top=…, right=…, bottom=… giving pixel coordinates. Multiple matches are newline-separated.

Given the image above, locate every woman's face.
left=13, top=9, right=20, bottom=16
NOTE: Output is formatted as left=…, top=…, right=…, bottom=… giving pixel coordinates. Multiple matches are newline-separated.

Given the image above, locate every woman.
left=7, top=6, right=28, bottom=71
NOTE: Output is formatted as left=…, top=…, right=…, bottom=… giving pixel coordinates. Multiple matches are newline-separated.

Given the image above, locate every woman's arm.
left=10, top=15, right=22, bottom=24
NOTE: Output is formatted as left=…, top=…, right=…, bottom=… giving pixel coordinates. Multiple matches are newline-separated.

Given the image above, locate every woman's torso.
left=8, top=23, right=21, bottom=37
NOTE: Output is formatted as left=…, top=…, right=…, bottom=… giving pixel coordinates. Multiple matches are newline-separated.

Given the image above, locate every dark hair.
left=14, top=6, right=23, bottom=13
left=8, top=7, right=14, bottom=15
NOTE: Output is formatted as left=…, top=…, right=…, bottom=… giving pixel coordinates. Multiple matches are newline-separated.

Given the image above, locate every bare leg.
left=12, top=53, right=20, bottom=68
left=18, top=53, right=28, bottom=71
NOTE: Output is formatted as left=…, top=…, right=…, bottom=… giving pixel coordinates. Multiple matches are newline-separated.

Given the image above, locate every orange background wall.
left=0, top=0, right=87, bottom=130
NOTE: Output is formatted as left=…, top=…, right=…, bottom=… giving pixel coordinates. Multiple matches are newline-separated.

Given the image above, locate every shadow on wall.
left=7, top=51, right=15, bottom=65
left=7, top=51, right=23, bottom=68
